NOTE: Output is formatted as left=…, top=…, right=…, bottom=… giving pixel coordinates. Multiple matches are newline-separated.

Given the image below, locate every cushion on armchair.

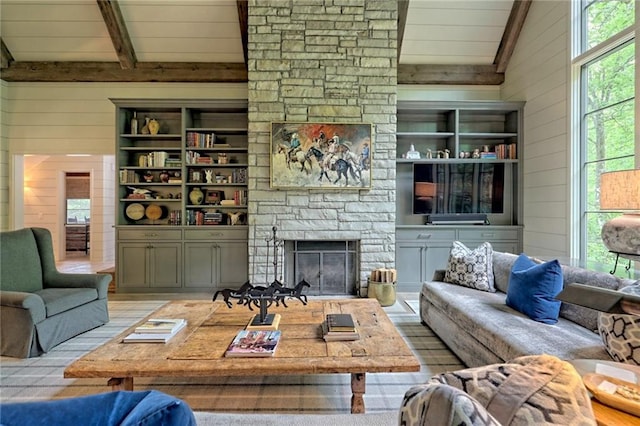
left=421, top=354, right=595, bottom=426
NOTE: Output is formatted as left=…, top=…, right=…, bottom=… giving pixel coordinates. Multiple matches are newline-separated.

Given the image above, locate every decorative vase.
left=159, top=170, right=169, bottom=183
left=131, top=112, right=138, bottom=135
left=141, top=117, right=150, bottom=134
left=189, top=187, right=204, bottom=205
left=148, top=119, right=160, bottom=135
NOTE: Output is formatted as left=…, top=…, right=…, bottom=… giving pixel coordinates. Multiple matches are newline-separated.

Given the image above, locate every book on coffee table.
left=321, top=321, right=360, bottom=342
left=225, top=330, right=281, bottom=357
left=134, top=318, right=186, bottom=334
left=326, top=313, right=356, bottom=332
left=123, top=320, right=186, bottom=343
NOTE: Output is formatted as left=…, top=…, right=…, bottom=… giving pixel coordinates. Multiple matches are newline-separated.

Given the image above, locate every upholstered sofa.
left=420, top=251, right=636, bottom=368
left=0, top=227, right=110, bottom=358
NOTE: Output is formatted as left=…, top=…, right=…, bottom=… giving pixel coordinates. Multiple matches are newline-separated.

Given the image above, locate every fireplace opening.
left=284, top=240, right=359, bottom=295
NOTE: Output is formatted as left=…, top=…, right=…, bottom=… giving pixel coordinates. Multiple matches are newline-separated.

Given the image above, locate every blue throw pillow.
left=506, top=254, right=563, bottom=324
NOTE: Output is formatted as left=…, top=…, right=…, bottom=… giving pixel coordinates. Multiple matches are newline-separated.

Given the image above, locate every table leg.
left=108, top=377, right=133, bottom=391
left=351, top=373, right=366, bottom=414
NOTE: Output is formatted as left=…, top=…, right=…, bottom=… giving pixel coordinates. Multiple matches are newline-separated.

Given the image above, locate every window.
left=65, top=173, right=91, bottom=224
left=574, top=0, right=635, bottom=275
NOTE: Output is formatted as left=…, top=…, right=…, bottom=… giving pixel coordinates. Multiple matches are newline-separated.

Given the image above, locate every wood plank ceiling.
left=0, top=0, right=531, bottom=85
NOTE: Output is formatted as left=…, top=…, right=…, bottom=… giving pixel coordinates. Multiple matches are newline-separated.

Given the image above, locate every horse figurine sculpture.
left=275, top=280, right=311, bottom=306
left=212, top=281, right=253, bottom=308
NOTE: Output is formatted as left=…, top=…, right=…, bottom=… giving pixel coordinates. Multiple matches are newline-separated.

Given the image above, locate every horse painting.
left=277, top=143, right=312, bottom=174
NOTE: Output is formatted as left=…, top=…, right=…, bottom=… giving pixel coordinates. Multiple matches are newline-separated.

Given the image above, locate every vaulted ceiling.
left=0, top=0, right=531, bottom=85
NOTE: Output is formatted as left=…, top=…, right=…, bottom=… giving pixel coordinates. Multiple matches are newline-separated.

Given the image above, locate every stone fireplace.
left=246, top=0, right=397, bottom=294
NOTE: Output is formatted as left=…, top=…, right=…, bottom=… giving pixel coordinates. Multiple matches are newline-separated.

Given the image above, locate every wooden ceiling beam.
left=397, top=0, right=409, bottom=63
left=1, top=38, right=15, bottom=69
left=494, top=0, right=532, bottom=73
left=0, top=62, right=248, bottom=82
left=398, top=64, right=504, bottom=85
left=96, top=0, right=137, bottom=70
left=236, top=0, right=249, bottom=67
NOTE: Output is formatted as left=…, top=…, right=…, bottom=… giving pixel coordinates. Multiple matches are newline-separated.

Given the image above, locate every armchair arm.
left=0, top=291, right=46, bottom=323
left=44, top=272, right=111, bottom=300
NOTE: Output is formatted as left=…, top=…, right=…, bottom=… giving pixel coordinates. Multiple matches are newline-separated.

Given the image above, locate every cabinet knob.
left=481, top=233, right=495, bottom=238
left=144, top=233, right=158, bottom=237
left=209, top=232, right=223, bottom=237
left=417, top=233, right=432, bottom=239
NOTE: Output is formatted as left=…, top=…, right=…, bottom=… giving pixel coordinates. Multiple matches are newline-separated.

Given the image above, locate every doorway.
left=65, top=172, right=91, bottom=257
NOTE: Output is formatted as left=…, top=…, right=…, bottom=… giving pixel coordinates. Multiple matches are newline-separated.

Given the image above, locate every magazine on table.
left=225, top=330, right=281, bottom=357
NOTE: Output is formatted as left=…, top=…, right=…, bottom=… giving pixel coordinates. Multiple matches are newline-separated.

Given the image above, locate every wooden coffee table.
left=64, top=298, right=420, bottom=413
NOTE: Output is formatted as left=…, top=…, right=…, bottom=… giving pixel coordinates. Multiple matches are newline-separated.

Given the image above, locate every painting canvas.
left=270, top=122, right=372, bottom=189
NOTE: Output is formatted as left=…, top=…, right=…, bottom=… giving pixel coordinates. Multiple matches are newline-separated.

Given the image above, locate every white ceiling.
left=1, top=0, right=513, bottom=66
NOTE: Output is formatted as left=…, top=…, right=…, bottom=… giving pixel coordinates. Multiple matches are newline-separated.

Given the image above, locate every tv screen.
left=413, top=163, right=505, bottom=215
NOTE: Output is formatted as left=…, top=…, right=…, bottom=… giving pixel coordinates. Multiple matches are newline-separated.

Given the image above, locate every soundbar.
left=427, top=213, right=489, bottom=225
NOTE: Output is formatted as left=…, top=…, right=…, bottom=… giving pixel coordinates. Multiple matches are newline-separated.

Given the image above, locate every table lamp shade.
left=600, top=169, right=640, bottom=211
left=600, top=169, right=640, bottom=260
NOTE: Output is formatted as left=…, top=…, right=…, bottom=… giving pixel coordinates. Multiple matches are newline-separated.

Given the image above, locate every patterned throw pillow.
left=598, top=312, right=640, bottom=365
left=427, top=354, right=596, bottom=426
left=444, top=241, right=495, bottom=292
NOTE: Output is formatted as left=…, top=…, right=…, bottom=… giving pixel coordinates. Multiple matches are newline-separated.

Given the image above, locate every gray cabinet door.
left=118, top=243, right=149, bottom=288
left=218, top=241, right=248, bottom=288
left=184, top=242, right=219, bottom=289
left=422, top=243, right=454, bottom=282
left=396, top=241, right=427, bottom=290
left=148, top=243, right=182, bottom=288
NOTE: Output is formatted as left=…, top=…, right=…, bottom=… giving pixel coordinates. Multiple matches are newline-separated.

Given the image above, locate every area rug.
left=0, top=295, right=462, bottom=416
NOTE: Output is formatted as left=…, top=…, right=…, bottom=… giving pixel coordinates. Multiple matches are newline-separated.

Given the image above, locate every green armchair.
left=0, top=227, right=110, bottom=358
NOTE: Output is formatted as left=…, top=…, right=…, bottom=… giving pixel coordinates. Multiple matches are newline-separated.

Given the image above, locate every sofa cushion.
left=0, top=228, right=43, bottom=293
left=444, top=241, right=495, bottom=292
left=35, top=288, right=98, bottom=317
left=559, top=264, right=635, bottom=331
left=506, top=255, right=563, bottom=324
left=422, top=280, right=610, bottom=362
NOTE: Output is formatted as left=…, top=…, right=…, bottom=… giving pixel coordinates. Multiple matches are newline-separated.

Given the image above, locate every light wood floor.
left=56, top=253, right=112, bottom=274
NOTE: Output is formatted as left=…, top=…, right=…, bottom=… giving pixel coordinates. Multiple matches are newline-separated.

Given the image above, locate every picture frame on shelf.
left=205, top=190, right=223, bottom=205
left=270, top=122, right=372, bottom=190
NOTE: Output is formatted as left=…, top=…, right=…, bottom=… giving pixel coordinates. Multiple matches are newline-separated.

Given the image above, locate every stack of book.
left=225, top=330, right=281, bottom=357
left=322, top=313, right=360, bottom=341
left=123, top=318, right=186, bottom=343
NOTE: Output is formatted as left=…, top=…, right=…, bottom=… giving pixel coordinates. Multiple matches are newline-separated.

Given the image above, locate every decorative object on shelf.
left=227, top=211, right=245, bottom=226
left=436, top=149, right=450, bottom=159
left=131, top=111, right=138, bottom=135
left=472, top=149, right=480, bottom=159
left=189, top=187, right=204, bottom=205
left=159, top=170, right=169, bottom=183
left=204, top=189, right=222, bottom=204
left=145, top=204, right=164, bottom=221
left=217, top=153, right=228, bottom=164
left=270, top=122, right=372, bottom=189
left=148, top=118, right=160, bottom=135
left=406, top=144, right=421, bottom=160
left=125, top=203, right=145, bottom=221
left=141, top=117, right=150, bottom=134
left=599, top=169, right=640, bottom=274
left=205, top=169, right=214, bottom=183
left=425, top=149, right=432, bottom=159
left=143, top=171, right=153, bottom=182
left=458, top=152, right=466, bottom=158
left=212, top=227, right=309, bottom=328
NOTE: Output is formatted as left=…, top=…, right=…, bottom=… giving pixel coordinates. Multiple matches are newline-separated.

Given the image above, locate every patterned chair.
left=400, top=354, right=596, bottom=426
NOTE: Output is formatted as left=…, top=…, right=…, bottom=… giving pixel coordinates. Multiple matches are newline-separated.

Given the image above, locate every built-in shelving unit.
left=112, top=99, right=249, bottom=293
left=395, top=101, right=525, bottom=291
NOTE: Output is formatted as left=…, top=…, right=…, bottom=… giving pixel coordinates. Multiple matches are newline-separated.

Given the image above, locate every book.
left=246, top=313, right=281, bottom=331
left=134, top=318, right=186, bottom=334
left=326, top=313, right=356, bottom=332
left=123, top=320, right=186, bottom=343
left=225, top=330, right=281, bottom=357
left=321, top=321, right=360, bottom=342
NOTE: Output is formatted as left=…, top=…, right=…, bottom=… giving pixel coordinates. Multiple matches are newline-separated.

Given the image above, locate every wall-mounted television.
left=413, top=163, right=511, bottom=222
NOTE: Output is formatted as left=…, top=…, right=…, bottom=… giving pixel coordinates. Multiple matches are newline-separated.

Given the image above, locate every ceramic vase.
left=148, top=119, right=160, bottom=135
left=189, top=187, right=204, bottom=205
